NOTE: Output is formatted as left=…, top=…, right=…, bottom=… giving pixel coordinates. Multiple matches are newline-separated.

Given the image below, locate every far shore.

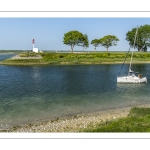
left=1, top=52, right=150, bottom=65
left=2, top=103, right=150, bottom=132
left=1, top=60, right=150, bottom=66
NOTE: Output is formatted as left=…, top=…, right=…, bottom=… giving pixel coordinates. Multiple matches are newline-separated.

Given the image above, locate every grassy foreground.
left=81, top=107, right=150, bottom=132
left=1, top=51, right=150, bottom=65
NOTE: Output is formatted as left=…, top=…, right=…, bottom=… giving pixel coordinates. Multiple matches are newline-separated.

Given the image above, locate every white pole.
left=129, top=26, right=138, bottom=73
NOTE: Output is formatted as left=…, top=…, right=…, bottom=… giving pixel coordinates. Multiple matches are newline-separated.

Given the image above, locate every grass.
left=33, top=51, right=150, bottom=61
left=81, top=107, right=150, bottom=132
left=0, top=59, right=46, bottom=66
left=39, top=52, right=150, bottom=64
left=1, top=51, right=150, bottom=65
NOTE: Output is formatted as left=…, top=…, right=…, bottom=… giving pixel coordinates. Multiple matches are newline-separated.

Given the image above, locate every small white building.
left=33, top=48, right=39, bottom=53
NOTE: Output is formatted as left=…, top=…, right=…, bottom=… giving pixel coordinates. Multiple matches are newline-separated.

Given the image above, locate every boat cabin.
left=128, top=71, right=142, bottom=78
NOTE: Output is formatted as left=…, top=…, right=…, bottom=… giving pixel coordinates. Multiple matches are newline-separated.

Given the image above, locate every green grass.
left=40, top=52, right=150, bottom=64
left=81, top=107, right=150, bottom=132
left=1, top=58, right=45, bottom=65
left=1, top=52, right=150, bottom=65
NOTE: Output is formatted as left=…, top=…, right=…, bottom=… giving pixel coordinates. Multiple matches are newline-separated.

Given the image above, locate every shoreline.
left=1, top=53, right=150, bottom=66
left=3, top=103, right=150, bottom=132
left=1, top=60, right=150, bottom=66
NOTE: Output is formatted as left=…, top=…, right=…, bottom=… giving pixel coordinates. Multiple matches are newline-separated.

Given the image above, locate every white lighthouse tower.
left=32, top=38, right=38, bottom=53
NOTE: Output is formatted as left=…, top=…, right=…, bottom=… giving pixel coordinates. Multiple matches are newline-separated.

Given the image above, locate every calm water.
left=0, top=53, right=150, bottom=127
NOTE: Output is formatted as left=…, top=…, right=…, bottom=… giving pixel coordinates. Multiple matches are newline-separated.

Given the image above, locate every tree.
left=82, top=34, right=89, bottom=51
left=91, top=39, right=100, bottom=52
left=126, top=24, right=150, bottom=52
left=99, top=35, right=119, bottom=52
left=63, top=30, right=85, bottom=53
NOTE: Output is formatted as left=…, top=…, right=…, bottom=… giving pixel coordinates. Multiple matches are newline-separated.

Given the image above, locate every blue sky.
left=1, top=18, right=150, bottom=51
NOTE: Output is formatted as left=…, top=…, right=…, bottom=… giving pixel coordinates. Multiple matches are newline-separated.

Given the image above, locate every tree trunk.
left=71, top=45, right=74, bottom=53
left=95, top=47, right=96, bottom=52
left=106, top=47, right=108, bottom=52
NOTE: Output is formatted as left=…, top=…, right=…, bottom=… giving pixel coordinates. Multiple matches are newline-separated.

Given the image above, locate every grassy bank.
left=40, top=52, right=150, bottom=64
left=81, top=107, right=150, bottom=132
left=1, top=52, right=150, bottom=65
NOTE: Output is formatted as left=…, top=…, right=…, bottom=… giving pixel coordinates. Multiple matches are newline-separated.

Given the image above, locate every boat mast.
left=129, top=26, right=138, bottom=73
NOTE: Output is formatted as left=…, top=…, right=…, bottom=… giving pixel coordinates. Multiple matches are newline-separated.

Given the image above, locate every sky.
left=1, top=18, right=150, bottom=52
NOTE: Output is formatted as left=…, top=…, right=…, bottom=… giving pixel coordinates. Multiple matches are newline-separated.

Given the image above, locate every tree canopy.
left=99, top=35, right=119, bottom=52
left=81, top=34, right=89, bottom=51
left=91, top=39, right=100, bottom=52
left=126, top=24, right=150, bottom=52
left=63, top=30, right=85, bottom=53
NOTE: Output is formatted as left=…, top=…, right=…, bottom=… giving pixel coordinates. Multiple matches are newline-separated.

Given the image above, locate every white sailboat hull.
left=117, top=76, right=147, bottom=83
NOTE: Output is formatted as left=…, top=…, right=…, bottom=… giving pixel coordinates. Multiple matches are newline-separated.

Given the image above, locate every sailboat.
left=117, top=26, right=147, bottom=83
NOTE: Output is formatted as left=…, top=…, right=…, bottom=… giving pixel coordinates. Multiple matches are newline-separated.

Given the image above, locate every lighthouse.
left=32, top=38, right=38, bottom=53
left=32, top=38, right=35, bottom=49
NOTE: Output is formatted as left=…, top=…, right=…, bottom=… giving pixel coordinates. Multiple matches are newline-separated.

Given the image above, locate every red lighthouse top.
left=32, top=39, right=35, bottom=44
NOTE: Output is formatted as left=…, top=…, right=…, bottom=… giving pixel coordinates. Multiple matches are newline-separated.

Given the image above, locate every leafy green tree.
left=126, top=24, right=150, bottom=52
left=82, top=34, right=89, bottom=51
left=91, top=39, right=100, bottom=52
left=99, top=35, right=119, bottom=52
left=63, top=30, right=85, bottom=53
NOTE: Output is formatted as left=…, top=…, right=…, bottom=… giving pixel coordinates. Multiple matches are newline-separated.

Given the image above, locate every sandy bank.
left=10, top=54, right=42, bottom=59
left=3, top=103, right=150, bottom=133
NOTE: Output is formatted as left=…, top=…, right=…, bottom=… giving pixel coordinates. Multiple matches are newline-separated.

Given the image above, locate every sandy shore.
left=10, top=54, right=42, bottom=59
left=3, top=103, right=150, bottom=133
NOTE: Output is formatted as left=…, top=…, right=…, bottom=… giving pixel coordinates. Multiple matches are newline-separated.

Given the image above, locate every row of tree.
left=63, top=24, right=150, bottom=52
left=63, top=30, right=119, bottom=52
left=91, top=35, right=119, bottom=52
